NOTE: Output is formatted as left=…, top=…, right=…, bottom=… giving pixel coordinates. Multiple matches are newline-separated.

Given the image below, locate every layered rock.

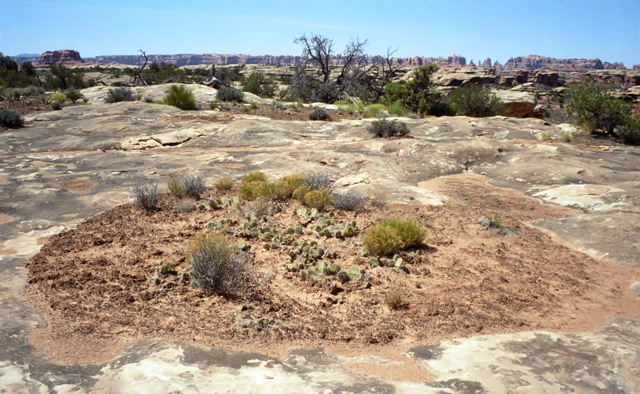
left=502, top=55, right=626, bottom=71
left=35, top=50, right=84, bottom=67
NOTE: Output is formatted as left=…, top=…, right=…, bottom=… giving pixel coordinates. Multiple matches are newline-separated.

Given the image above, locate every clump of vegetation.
left=243, top=72, right=276, bottom=98
left=63, top=88, right=82, bottom=103
left=363, top=218, right=426, bottom=256
left=381, top=64, right=442, bottom=116
left=50, top=92, right=66, bottom=103
left=445, top=84, right=503, bottom=117
left=168, top=174, right=205, bottom=200
left=332, top=190, right=366, bottom=212
left=363, top=104, right=387, bottom=118
left=217, top=87, right=244, bottom=102
left=383, top=289, right=409, bottom=310
left=51, top=101, right=62, bottom=111
left=368, top=119, right=410, bottom=138
left=302, top=189, right=333, bottom=210
left=105, top=87, right=136, bottom=103
left=0, top=108, right=24, bottom=128
left=214, top=176, right=235, bottom=191
left=303, top=172, right=332, bottom=190
left=164, top=84, right=198, bottom=110
left=188, top=232, right=261, bottom=298
left=566, top=79, right=640, bottom=145
left=308, top=108, right=331, bottom=121
left=130, top=181, right=159, bottom=211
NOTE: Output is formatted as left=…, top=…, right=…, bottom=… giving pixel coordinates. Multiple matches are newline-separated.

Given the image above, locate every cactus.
left=155, top=262, right=173, bottom=276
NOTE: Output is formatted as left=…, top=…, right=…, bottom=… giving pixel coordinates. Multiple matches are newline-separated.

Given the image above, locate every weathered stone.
left=493, top=90, right=536, bottom=117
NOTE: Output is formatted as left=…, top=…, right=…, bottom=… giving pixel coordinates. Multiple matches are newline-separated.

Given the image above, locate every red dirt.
left=23, top=174, right=640, bottom=364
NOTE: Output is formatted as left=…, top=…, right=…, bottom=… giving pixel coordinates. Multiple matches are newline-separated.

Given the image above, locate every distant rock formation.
left=502, top=55, right=626, bottom=71
left=35, top=50, right=85, bottom=67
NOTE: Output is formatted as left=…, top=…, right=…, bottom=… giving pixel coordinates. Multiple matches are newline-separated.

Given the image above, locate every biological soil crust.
left=24, top=174, right=640, bottom=364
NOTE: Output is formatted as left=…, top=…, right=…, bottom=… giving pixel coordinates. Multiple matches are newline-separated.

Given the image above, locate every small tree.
left=243, top=72, right=276, bottom=98
left=445, top=84, right=502, bottom=117
left=566, top=79, right=634, bottom=135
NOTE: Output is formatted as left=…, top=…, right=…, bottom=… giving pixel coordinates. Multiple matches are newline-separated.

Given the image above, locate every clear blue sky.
left=0, top=0, right=638, bottom=67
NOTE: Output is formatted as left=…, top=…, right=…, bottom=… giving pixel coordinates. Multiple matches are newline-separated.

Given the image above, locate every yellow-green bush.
left=303, top=188, right=333, bottom=210
left=363, top=218, right=426, bottom=256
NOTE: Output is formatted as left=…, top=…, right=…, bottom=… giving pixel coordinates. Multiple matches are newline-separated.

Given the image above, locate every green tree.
left=445, top=84, right=503, bottom=117
left=566, top=79, right=634, bottom=135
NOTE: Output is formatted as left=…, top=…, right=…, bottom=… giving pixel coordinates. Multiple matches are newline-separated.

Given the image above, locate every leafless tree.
left=130, top=49, right=149, bottom=86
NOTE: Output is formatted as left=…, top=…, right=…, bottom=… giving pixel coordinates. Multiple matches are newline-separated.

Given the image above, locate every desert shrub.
left=363, top=218, right=426, bottom=256
left=308, top=108, right=331, bottom=121
left=302, top=188, right=333, bottom=210
left=241, top=171, right=268, bottom=185
left=105, top=87, right=135, bottom=103
left=51, top=101, right=62, bottom=111
left=292, top=185, right=314, bottom=201
left=386, top=102, right=408, bottom=117
left=445, top=84, right=503, bottom=117
left=217, top=87, right=244, bottom=102
left=304, top=172, right=332, bottom=190
left=214, top=176, right=235, bottom=191
left=239, top=181, right=266, bottom=200
left=382, top=218, right=426, bottom=248
left=566, top=79, right=638, bottom=141
left=164, top=85, right=198, bottom=110
left=64, top=88, right=82, bottom=103
left=383, top=289, right=409, bottom=310
left=363, top=104, right=387, bottom=118
left=168, top=174, right=205, bottom=199
left=188, top=232, right=260, bottom=298
left=130, top=181, right=158, bottom=211
left=363, top=224, right=404, bottom=256
left=243, top=72, right=276, bottom=98
left=0, top=109, right=24, bottom=128
left=275, top=174, right=305, bottom=198
left=367, top=119, right=410, bottom=138
left=50, top=92, right=66, bottom=103
left=332, top=190, right=366, bottom=211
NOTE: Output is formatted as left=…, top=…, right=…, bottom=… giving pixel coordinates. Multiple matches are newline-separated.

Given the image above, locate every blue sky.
left=0, top=0, right=638, bottom=67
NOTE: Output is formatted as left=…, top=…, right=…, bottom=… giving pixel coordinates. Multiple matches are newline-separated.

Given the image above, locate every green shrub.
left=239, top=180, right=266, bottom=200
left=445, top=84, right=502, bottom=117
left=188, top=232, right=260, bottom=298
left=367, top=119, right=410, bottom=138
left=382, top=218, right=426, bottom=248
left=363, top=218, right=426, bottom=256
left=292, top=185, right=313, bottom=201
left=106, top=87, right=135, bottom=103
left=51, top=101, right=62, bottom=111
left=308, top=108, right=331, bottom=121
left=303, top=188, right=333, bottom=210
left=0, top=109, right=24, bottom=128
left=275, top=174, right=305, bottom=198
left=386, top=102, right=408, bottom=117
left=363, top=224, right=404, bottom=256
left=64, top=88, right=82, bottom=103
left=130, top=181, right=159, bottom=211
left=241, top=171, right=268, bottom=184
left=243, top=72, right=276, bottom=98
left=217, top=87, right=244, bottom=102
left=566, top=79, right=637, bottom=140
left=164, top=85, right=198, bottom=110
left=363, top=104, right=387, bottom=118
left=50, top=92, right=66, bottom=103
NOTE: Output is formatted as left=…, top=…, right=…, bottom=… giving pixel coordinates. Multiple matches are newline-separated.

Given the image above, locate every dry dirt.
left=23, top=174, right=640, bottom=364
